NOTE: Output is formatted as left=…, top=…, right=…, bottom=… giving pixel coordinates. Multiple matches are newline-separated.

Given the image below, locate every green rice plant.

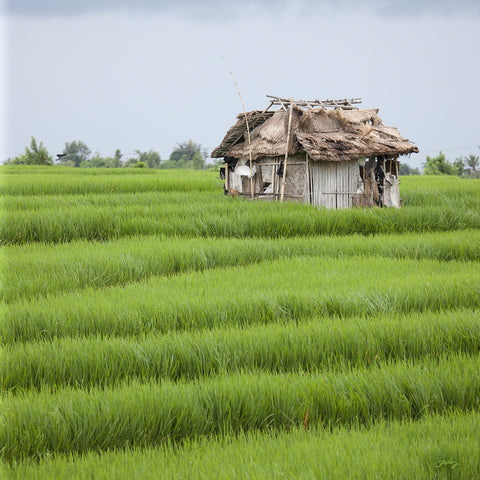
left=2, top=167, right=479, bottom=475
left=401, top=175, right=480, bottom=208
left=2, top=197, right=480, bottom=245
left=3, top=255, right=479, bottom=344
left=0, top=170, right=221, bottom=195
left=0, top=165, right=161, bottom=176
left=3, top=309, right=479, bottom=392
left=2, top=230, right=479, bottom=303
left=1, top=168, right=479, bottom=473
left=2, top=353, right=480, bottom=461
left=1, top=190, right=223, bottom=212
left=0, top=167, right=219, bottom=196
left=2, top=171, right=479, bottom=245
left=4, top=410, right=480, bottom=479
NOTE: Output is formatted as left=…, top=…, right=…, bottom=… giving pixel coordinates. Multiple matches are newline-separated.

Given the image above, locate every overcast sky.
left=2, top=0, right=480, bottom=167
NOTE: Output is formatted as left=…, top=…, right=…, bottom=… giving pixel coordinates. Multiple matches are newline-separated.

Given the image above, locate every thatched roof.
left=212, top=106, right=418, bottom=162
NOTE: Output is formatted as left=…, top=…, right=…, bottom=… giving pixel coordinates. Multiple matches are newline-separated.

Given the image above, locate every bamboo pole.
left=383, top=157, right=386, bottom=204
left=335, top=163, right=338, bottom=209
left=305, top=153, right=311, bottom=204
left=272, top=164, right=276, bottom=200
left=221, top=56, right=254, bottom=199
left=225, top=162, right=229, bottom=193
left=280, top=98, right=294, bottom=203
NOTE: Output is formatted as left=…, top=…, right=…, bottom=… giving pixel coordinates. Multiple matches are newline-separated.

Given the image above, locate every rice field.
left=4, top=411, right=480, bottom=479
left=1, top=166, right=480, bottom=478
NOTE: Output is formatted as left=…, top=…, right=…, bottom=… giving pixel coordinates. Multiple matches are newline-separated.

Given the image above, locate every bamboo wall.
left=225, top=155, right=398, bottom=209
left=308, top=158, right=360, bottom=208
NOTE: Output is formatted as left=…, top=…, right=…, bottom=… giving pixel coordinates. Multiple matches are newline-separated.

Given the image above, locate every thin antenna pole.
left=221, top=56, right=254, bottom=199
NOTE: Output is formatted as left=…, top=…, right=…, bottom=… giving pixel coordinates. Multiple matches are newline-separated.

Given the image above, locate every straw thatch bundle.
left=212, top=106, right=418, bottom=162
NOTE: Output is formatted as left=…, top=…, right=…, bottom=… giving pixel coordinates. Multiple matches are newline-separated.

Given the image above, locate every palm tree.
left=464, top=154, right=479, bottom=175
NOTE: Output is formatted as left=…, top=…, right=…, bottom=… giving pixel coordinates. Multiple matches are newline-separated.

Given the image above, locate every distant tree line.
left=399, top=151, right=479, bottom=178
left=5, top=138, right=209, bottom=170
left=421, top=152, right=479, bottom=178
left=5, top=137, right=54, bottom=166
left=6, top=138, right=479, bottom=178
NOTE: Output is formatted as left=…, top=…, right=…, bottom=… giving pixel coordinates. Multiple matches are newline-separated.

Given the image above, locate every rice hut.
left=212, top=95, right=418, bottom=208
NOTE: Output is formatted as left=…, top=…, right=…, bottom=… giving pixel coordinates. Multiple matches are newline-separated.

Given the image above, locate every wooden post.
left=272, top=163, right=276, bottom=200
left=225, top=162, right=229, bottom=193
left=248, top=141, right=254, bottom=199
left=335, top=163, right=338, bottom=209
left=305, top=153, right=310, bottom=204
left=382, top=157, right=386, bottom=198
left=280, top=98, right=294, bottom=203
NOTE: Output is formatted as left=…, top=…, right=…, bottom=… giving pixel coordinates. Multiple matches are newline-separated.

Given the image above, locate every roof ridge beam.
left=266, top=95, right=362, bottom=110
